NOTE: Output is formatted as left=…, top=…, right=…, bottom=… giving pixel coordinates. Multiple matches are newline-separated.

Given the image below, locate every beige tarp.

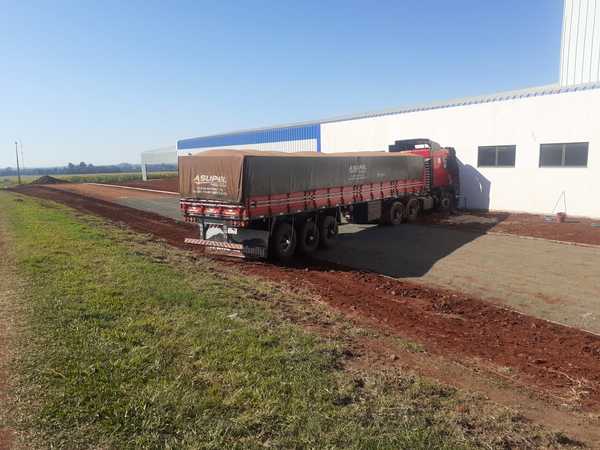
left=179, top=149, right=424, bottom=203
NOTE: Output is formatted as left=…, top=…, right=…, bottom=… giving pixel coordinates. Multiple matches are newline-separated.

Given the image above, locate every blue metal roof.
left=177, top=81, right=600, bottom=149
left=177, top=123, right=320, bottom=150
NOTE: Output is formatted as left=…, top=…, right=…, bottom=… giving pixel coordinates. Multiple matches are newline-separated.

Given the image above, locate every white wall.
left=321, top=88, right=600, bottom=218
left=560, top=0, right=600, bottom=86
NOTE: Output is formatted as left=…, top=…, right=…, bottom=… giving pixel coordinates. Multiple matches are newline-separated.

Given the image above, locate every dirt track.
left=12, top=184, right=600, bottom=415
left=321, top=223, right=600, bottom=334
left=49, top=182, right=600, bottom=334
left=115, top=178, right=179, bottom=192
left=113, top=177, right=600, bottom=246
left=422, top=211, right=600, bottom=246
left=46, top=183, right=182, bottom=220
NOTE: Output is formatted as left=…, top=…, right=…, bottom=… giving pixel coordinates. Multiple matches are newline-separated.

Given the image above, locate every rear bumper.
left=186, top=219, right=269, bottom=259
left=184, top=238, right=267, bottom=258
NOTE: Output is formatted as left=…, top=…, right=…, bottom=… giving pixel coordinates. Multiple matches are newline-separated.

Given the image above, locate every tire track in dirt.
left=12, top=185, right=600, bottom=412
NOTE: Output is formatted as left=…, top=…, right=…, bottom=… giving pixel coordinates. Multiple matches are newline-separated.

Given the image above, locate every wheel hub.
left=280, top=235, right=291, bottom=250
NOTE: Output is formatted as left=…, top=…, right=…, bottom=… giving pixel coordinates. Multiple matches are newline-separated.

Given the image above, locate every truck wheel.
left=319, top=215, right=338, bottom=248
left=297, top=220, right=320, bottom=255
left=406, top=198, right=420, bottom=222
left=387, top=201, right=405, bottom=226
left=272, top=222, right=297, bottom=261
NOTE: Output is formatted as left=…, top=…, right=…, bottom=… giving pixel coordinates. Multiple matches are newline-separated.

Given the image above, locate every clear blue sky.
left=1, top=0, right=564, bottom=167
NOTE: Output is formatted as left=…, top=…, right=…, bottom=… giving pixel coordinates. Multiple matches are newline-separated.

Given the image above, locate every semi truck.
left=180, top=139, right=459, bottom=260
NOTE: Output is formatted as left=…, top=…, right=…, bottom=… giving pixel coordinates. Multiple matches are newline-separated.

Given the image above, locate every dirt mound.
left=30, top=176, right=69, bottom=185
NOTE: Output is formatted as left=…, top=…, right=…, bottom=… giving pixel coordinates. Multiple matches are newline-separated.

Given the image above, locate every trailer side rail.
left=182, top=177, right=425, bottom=223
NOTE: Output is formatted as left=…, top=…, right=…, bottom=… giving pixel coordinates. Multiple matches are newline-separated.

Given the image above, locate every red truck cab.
left=388, top=139, right=459, bottom=210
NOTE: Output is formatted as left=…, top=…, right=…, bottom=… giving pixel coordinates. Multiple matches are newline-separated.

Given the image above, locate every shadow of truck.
left=316, top=221, right=504, bottom=278
left=458, top=163, right=491, bottom=211
left=314, top=161, right=498, bottom=278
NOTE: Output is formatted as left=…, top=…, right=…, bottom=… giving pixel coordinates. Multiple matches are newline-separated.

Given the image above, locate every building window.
left=477, top=145, right=516, bottom=167
left=539, top=142, right=588, bottom=167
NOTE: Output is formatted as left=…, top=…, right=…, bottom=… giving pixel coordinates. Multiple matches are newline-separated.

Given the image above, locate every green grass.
left=0, top=171, right=176, bottom=188
left=0, top=192, right=472, bottom=449
left=0, top=192, right=573, bottom=449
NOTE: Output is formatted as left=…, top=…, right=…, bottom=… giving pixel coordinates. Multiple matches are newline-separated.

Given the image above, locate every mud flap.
left=185, top=221, right=269, bottom=258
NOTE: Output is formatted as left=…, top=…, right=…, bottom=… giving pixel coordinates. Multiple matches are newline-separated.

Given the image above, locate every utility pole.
left=19, top=140, right=24, bottom=172
left=14, top=141, right=22, bottom=185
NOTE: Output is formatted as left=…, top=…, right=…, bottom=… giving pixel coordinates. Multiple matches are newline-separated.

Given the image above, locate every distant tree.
left=0, top=161, right=148, bottom=177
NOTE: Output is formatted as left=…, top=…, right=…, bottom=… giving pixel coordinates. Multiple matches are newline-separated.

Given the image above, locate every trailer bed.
left=181, top=177, right=425, bottom=224
left=179, top=149, right=425, bottom=223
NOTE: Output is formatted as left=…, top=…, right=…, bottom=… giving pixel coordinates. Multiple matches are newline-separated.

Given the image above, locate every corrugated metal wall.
left=560, top=0, right=600, bottom=86
left=177, top=123, right=321, bottom=153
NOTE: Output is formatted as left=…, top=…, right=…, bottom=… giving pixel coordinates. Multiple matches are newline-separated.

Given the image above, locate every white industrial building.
left=156, top=0, right=600, bottom=217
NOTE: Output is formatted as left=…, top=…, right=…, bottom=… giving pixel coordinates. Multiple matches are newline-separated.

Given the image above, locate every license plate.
left=227, top=227, right=238, bottom=235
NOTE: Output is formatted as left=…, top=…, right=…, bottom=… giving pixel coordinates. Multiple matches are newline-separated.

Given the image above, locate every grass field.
left=0, top=192, right=573, bottom=449
left=0, top=171, right=176, bottom=189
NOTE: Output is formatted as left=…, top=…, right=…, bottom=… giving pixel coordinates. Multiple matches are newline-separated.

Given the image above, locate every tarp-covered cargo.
left=179, top=149, right=424, bottom=203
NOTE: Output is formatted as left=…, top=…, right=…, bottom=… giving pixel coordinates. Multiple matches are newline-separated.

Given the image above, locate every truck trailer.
left=180, top=139, right=459, bottom=260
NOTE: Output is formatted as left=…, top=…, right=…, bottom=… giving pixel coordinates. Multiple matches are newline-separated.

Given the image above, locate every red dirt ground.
left=114, top=178, right=178, bottom=192
left=12, top=184, right=600, bottom=413
left=420, top=211, right=600, bottom=246
left=113, top=177, right=600, bottom=246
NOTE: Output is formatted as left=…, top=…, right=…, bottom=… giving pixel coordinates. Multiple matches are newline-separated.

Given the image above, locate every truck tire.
left=319, top=215, right=338, bottom=248
left=386, top=201, right=405, bottom=226
left=406, top=198, right=420, bottom=222
left=297, top=220, right=320, bottom=255
left=271, top=222, right=297, bottom=262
